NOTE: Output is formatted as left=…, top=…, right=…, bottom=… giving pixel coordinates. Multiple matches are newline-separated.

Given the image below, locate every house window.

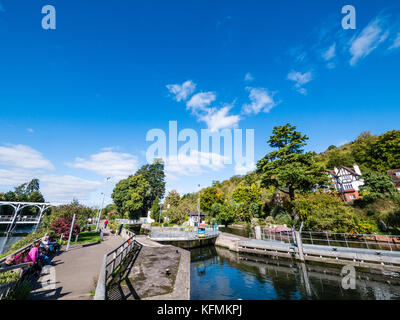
left=349, top=195, right=356, bottom=200
left=395, top=172, right=400, bottom=177
left=343, top=184, right=353, bottom=190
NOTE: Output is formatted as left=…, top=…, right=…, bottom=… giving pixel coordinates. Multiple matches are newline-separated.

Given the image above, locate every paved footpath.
left=30, top=230, right=125, bottom=300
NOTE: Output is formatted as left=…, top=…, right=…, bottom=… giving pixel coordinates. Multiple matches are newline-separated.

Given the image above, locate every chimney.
left=334, top=167, right=339, bottom=174
left=353, top=164, right=362, bottom=175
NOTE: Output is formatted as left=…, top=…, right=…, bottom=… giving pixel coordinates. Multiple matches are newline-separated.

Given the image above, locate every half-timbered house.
left=326, top=164, right=364, bottom=201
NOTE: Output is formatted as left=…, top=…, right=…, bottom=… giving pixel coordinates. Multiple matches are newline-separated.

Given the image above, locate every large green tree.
left=256, top=124, right=328, bottom=202
left=359, top=172, right=398, bottom=201
left=135, top=158, right=166, bottom=213
left=200, top=186, right=223, bottom=213
left=164, top=190, right=181, bottom=208
left=111, top=175, right=149, bottom=219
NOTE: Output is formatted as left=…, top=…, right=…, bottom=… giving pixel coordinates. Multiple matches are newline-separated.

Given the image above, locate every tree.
left=359, top=172, right=398, bottom=201
left=151, top=198, right=161, bottom=222
left=369, top=130, right=400, bottom=172
left=111, top=175, right=149, bottom=219
left=257, top=124, right=329, bottom=202
left=232, top=184, right=262, bottom=221
left=135, top=158, right=166, bottom=213
left=164, top=190, right=181, bottom=208
left=200, top=187, right=223, bottom=213
left=50, top=217, right=80, bottom=238
left=42, top=203, right=95, bottom=230
left=294, top=193, right=377, bottom=233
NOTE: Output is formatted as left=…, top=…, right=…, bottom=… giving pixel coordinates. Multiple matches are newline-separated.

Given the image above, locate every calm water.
left=190, top=246, right=400, bottom=300
left=0, top=225, right=34, bottom=255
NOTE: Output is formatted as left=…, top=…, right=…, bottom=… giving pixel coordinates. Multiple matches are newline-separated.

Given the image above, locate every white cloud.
left=0, top=144, right=54, bottom=170
left=322, top=43, right=336, bottom=61
left=199, top=105, right=240, bottom=132
left=287, top=71, right=312, bottom=87
left=287, top=71, right=313, bottom=95
left=186, top=92, right=216, bottom=112
left=67, top=151, right=138, bottom=179
left=244, top=72, right=254, bottom=82
left=166, top=80, right=196, bottom=102
left=26, top=128, right=34, bottom=133
left=242, top=87, right=278, bottom=115
left=234, top=161, right=256, bottom=175
left=349, top=17, right=389, bottom=66
left=165, top=150, right=228, bottom=178
left=40, top=174, right=102, bottom=202
left=389, top=33, right=400, bottom=50
left=0, top=168, right=102, bottom=203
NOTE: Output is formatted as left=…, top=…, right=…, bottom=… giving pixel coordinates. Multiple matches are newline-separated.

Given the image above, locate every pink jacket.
left=24, top=247, right=38, bottom=263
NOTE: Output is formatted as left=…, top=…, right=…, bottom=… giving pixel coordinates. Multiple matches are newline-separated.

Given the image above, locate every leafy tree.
left=164, top=190, right=181, bottom=208
left=111, top=175, right=149, bottom=219
left=232, top=184, right=262, bottom=221
left=257, top=124, right=329, bottom=202
left=50, top=217, right=80, bottom=238
left=151, top=197, right=161, bottom=222
left=359, top=172, right=398, bottom=201
left=135, top=158, right=166, bottom=213
left=215, top=202, right=237, bottom=225
left=369, top=130, right=400, bottom=172
left=294, top=192, right=377, bottom=233
left=200, top=187, right=223, bottom=213
left=42, top=203, right=95, bottom=230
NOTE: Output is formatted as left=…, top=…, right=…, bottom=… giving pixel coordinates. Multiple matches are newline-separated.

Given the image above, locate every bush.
left=50, top=217, right=80, bottom=238
left=294, top=192, right=366, bottom=233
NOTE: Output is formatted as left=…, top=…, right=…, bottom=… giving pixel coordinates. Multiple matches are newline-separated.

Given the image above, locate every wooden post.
left=294, top=231, right=305, bottom=261
left=254, top=226, right=262, bottom=240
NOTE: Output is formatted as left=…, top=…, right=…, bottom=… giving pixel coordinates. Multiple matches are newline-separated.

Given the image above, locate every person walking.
left=103, top=219, right=109, bottom=230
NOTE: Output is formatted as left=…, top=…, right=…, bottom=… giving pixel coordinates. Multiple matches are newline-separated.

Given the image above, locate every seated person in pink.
left=25, top=241, right=51, bottom=265
left=24, top=241, right=40, bottom=263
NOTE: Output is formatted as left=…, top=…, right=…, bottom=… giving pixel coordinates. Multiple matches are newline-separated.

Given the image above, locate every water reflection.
left=190, top=246, right=400, bottom=300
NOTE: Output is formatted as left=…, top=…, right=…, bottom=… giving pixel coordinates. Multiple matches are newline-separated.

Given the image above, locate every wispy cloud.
left=287, top=70, right=313, bottom=95
left=166, top=80, right=196, bottom=102
left=322, top=43, right=336, bottom=61
left=26, top=128, right=34, bottom=133
left=244, top=72, right=254, bottom=82
left=389, top=33, right=400, bottom=50
left=67, top=151, right=138, bottom=179
left=349, top=17, right=389, bottom=66
left=242, top=87, right=278, bottom=114
left=0, top=144, right=54, bottom=170
left=186, top=92, right=216, bottom=112
left=199, top=104, right=240, bottom=132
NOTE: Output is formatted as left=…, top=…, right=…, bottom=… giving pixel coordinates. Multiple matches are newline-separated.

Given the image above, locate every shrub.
left=50, top=217, right=80, bottom=238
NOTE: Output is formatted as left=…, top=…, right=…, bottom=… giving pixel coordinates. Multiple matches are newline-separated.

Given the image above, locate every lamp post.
left=197, top=184, right=201, bottom=227
left=95, top=192, right=105, bottom=232
left=95, top=177, right=111, bottom=232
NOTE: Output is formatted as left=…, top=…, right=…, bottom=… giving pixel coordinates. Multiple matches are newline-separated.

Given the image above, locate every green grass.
left=59, top=231, right=102, bottom=245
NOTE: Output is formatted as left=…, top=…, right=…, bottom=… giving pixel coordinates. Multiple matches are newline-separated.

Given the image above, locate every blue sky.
left=0, top=0, right=399, bottom=207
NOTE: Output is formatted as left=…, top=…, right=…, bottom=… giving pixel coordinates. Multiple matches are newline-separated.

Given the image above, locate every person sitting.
left=0, top=254, right=15, bottom=269
left=25, top=241, right=52, bottom=266
left=40, top=234, right=60, bottom=254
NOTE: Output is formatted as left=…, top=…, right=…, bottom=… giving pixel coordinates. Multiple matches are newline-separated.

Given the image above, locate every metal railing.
left=0, top=236, right=44, bottom=300
left=249, top=228, right=400, bottom=252
left=94, top=234, right=141, bottom=300
left=0, top=215, right=39, bottom=223
left=300, top=231, right=400, bottom=251
left=149, top=227, right=219, bottom=240
left=115, top=219, right=141, bottom=225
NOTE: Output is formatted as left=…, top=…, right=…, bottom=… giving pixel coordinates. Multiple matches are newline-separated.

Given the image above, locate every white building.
left=326, top=164, right=364, bottom=201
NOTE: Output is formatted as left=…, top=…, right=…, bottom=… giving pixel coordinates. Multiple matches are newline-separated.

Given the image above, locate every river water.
left=190, top=246, right=400, bottom=300
left=0, top=225, right=34, bottom=255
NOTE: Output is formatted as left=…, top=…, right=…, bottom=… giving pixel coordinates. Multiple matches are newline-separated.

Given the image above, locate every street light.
left=95, top=177, right=111, bottom=232
left=197, top=184, right=201, bottom=227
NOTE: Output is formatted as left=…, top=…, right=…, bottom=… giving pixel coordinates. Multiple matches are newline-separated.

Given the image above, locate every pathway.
left=30, top=229, right=125, bottom=300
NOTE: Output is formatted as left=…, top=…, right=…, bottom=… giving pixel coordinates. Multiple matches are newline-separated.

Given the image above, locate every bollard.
left=293, top=231, right=305, bottom=262
left=254, top=226, right=262, bottom=240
